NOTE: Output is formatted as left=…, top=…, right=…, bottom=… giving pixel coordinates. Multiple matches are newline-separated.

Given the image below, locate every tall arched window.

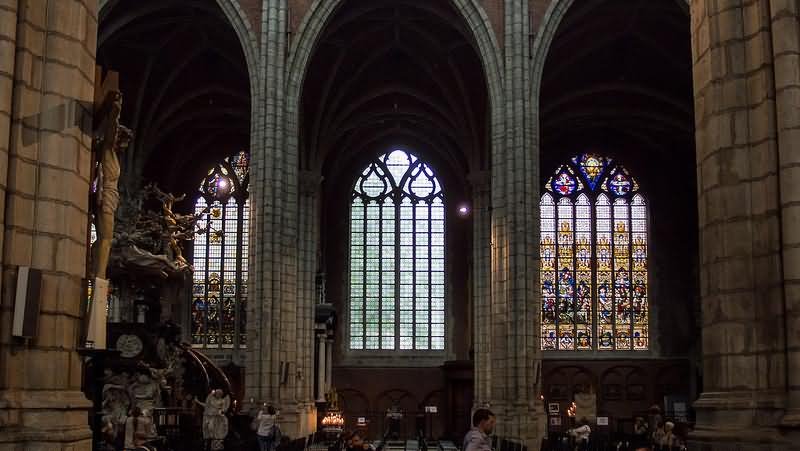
left=541, top=154, right=648, bottom=351
left=191, top=151, right=250, bottom=349
left=350, top=150, right=445, bottom=351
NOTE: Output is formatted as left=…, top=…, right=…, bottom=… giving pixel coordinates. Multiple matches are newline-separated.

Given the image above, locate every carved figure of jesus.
left=93, top=91, right=132, bottom=279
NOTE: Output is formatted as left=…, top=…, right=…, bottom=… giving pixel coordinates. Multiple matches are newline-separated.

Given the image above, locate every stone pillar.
left=485, top=1, right=542, bottom=448
left=770, top=0, right=800, bottom=430
left=0, top=0, right=16, bottom=320
left=316, top=333, right=326, bottom=403
left=325, top=336, right=333, bottom=393
left=469, top=171, right=491, bottom=406
left=297, top=170, right=320, bottom=434
left=688, top=0, right=788, bottom=448
left=0, top=0, right=97, bottom=450
left=246, top=0, right=315, bottom=438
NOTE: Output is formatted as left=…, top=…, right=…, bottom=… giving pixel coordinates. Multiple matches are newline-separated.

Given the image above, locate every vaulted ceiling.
left=540, top=0, right=694, bottom=180
left=301, top=0, right=489, bottom=186
left=97, top=0, right=250, bottom=196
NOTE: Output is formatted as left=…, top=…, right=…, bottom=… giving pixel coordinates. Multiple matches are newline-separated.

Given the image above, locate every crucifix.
left=87, top=67, right=133, bottom=349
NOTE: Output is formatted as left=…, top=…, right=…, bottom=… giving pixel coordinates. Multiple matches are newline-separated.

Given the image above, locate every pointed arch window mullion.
left=362, top=198, right=368, bottom=350
left=203, top=201, right=210, bottom=347
left=234, top=201, right=242, bottom=352
left=591, top=199, right=598, bottom=351
left=625, top=200, right=634, bottom=349
left=394, top=192, right=401, bottom=350
left=571, top=199, right=577, bottom=349
left=553, top=198, right=561, bottom=350
left=610, top=198, right=617, bottom=350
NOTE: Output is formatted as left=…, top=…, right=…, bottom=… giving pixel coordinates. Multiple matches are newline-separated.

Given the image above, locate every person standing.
left=256, top=405, right=278, bottom=451
left=463, top=409, right=495, bottom=451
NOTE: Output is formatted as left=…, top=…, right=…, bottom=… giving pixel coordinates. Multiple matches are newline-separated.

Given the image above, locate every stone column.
left=0, top=0, right=16, bottom=320
left=0, top=0, right=97, bottom=450
left=325, top=336, right=333, bottom=393
left=297, top=170, right=320, bottom=434
left=689, top=1, right=788, bottom=448
left=247, top=0, right=315, bottom=438
left=469, top=171, right=491, bottom=406
left=769, top=0, right=800, bottom=430
left=485, top=1, right=542, bottom=447
left=316, top=333, right=326, bottom=403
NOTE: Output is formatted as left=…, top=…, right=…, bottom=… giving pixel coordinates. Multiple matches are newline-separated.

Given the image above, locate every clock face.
left=116, top=334, right=144, bottom=358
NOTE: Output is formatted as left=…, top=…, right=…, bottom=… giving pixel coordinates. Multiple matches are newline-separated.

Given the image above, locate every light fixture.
left=457, top=203, right=470, bottom=217
left=321, top=410, right=344, bottom=432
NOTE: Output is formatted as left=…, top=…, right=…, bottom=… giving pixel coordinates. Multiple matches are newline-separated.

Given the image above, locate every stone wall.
left=0, top=0, right=97, bottom=450
left=688, top=0, right=800, bottom=448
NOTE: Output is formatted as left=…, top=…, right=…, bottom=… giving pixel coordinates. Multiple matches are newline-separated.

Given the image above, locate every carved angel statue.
left=129, top=373, right=161, bottom=415
left=100, top=370, right=132, bottom=439
left=146, top=184, right=209, bottom=270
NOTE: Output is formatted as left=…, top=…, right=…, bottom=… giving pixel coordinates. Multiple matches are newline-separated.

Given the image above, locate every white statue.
left=196, top=389, right=231, bottom=450
left=101, top=370, right=132, bottom=438
left=129, top=373, right=160, bottom=415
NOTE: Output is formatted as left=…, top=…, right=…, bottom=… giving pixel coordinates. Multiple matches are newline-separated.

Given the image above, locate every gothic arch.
left=98, top=0, right=260, bottom=114
left=286, top=0, right=504, bottom=173
left=531, top=0, right=691, bottom=144
left=530, top=0, right=574, bottom=146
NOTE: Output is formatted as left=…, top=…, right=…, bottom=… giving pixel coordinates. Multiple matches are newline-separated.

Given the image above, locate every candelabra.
left=322, top=410, right=344, bottom=432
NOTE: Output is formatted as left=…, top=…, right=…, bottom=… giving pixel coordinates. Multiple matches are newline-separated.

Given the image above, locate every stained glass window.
left=191, top=151, right=249, bottom=349
left=540, top=154, right=648, bottom=351
left=350, top=150, right=445, bottom=351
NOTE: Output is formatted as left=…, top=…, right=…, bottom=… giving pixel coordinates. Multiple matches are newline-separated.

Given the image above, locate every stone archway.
left=282, top=0, right=504, bottom=438
left=285, top=0, right=504, bottom=149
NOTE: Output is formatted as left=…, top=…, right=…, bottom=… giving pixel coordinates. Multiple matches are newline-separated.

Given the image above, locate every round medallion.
left=116, top=334, right=143, bottom=358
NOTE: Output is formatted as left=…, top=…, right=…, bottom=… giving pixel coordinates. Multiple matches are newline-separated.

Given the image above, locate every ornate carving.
left=92, top=91, right=133, bottom=279
left=108, top=184, right=208, bottom=279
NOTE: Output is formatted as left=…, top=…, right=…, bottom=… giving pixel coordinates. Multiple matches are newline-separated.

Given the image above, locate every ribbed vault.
left=301, top=0, right=489, bottom=183
left=540, top=0, right=693, bottom=171
left=97, top=0, right=250, bottom=195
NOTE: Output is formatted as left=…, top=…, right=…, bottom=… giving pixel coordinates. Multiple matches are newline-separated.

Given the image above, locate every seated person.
left=124, top=407, right=158, bottom=451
